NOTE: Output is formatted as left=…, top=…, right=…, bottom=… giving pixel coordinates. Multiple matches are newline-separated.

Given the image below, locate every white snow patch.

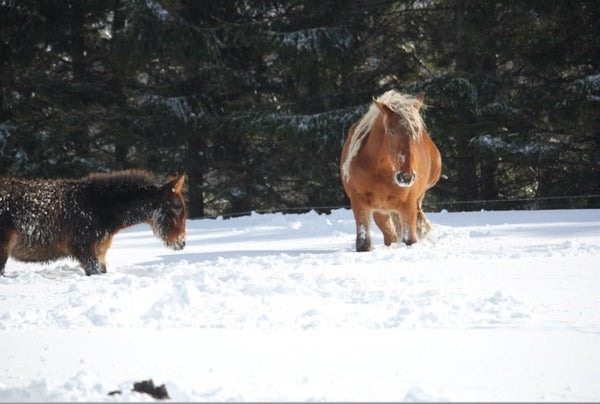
left=1, top=209, right=599, bottom=401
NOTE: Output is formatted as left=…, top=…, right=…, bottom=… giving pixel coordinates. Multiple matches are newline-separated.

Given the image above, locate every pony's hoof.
left=383, top=235, right=399, bottom=246
left=356, top=239, right=372, bottom=252
left=402, top=237, right=416, bottom=246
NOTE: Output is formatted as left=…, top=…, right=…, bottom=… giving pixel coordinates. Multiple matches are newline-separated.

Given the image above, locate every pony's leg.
left=94, top=237, right=113, bottom=274
left=391, top=212, right=403, bottom=241
left=0, top=252, right=6, bottom=276
left=81, top=256, right=104, bottom=276
left=351, top=202, right=372, bottom=252
left=416, top=195, right=433, bottom=240
left=398, top=204, right=418, bottom=246
left=72, top=234, right=115, bottom=275
left=0, top=226, right=16, bottom=276
left=416, top=210, right=433, bottom=240
left=373, top=212, right=398, bottom=246
left=71, top=246, right=104, bottom=276
left=0, top=240, right=7, bottom=276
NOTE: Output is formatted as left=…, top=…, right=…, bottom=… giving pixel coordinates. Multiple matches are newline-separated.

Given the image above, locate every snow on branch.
left=135, top=94, right=206, bottom=123
left=569, top=73, right=600, bottom=102
left=242, top=105, right=367, bottom=136
left=265, top=26, right=355, bottom=53
left=471, top=134, right=561, bottom=159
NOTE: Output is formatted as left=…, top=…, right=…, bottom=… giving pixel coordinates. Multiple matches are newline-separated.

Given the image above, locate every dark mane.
left=84, top=169, right=159, bottom=188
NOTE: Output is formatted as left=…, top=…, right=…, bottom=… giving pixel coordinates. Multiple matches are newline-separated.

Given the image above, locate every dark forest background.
left=1, top=0, right=599, bottom=218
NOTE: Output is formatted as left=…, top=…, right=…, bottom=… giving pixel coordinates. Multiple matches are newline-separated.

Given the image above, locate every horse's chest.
left=350, top=166, right=407, bottom=206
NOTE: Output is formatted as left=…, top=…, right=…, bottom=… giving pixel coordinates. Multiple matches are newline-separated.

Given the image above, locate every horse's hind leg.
left=391, top=212, right=403, bottom=242
left=0, top=251, right=7, bottom=276
left=396, top=204, right=418, bottom=246
left=373, top=212, right=399, bottom=246
left=416, top=195, right=433, bottom=240
left=0, top=242, right=7, bottom=276
left=0, top=227, right=17, bottom=276
left=93, top=237, right=113, bottom=274
left=417, top=210, right=433, bottom=240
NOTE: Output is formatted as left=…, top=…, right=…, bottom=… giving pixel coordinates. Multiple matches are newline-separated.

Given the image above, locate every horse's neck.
left=119, top=190, right=159, bottom=228
left=84, top=182, right=159, bottom=229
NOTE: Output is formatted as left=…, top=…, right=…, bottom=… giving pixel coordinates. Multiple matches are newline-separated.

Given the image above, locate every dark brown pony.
left=341, top=90, right=442, bottom=251
left=0, top=169, right=186, bottom=276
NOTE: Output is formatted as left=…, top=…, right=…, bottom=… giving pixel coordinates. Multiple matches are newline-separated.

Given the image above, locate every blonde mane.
left=341, top=90, right=426, bottom=182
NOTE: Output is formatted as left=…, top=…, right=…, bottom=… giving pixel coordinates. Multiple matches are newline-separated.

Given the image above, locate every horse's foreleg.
left=373, top=212, right=398, bottom=246
left=80, top=256, right=104, bottom=276
left=351, top=202, right=372, bottom=252
left=398, top=205, right=418, bottom=246
left=72, top=245, right=105, bottom=276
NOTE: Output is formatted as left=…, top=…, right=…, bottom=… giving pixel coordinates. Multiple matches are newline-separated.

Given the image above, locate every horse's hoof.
left=356, top=239, right=372, bottom=252
left=404, top=238, right=416, bottom=246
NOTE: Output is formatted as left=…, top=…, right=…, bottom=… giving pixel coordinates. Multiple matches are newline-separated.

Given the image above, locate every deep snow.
left=0, top=208, right=599, bottom=401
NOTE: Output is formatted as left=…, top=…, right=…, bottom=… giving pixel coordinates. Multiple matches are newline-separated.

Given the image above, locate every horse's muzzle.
left=172, top=240, right=185, bottom=250
left=171, top=234, right=186, bottom=250
left=395, top=170, right=416, bottom=187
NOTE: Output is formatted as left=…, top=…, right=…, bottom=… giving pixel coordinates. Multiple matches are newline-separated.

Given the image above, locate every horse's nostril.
left=395, top=170, right=415, bottom=187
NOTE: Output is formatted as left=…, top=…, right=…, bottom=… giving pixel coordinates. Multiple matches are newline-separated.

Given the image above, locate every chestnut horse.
left=0, top=169, right=186, bottom=276
left=341, top=90, right=441, bottom=251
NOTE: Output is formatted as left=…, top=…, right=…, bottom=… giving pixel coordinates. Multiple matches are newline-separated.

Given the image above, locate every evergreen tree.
left=1, top=0, right=598, bottom=216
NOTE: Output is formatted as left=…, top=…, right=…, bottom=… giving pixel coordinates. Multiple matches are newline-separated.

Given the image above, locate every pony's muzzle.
left=395, top=170, right=416, bottom=187
left=171, top=234, right=186, bottom=250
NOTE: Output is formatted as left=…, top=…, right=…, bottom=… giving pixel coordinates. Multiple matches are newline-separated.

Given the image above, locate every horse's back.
left=422, top=130, right=442, bottom=191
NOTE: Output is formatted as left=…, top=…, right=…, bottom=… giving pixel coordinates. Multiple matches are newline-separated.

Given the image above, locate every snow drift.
left=1, top=208, right=599, bottom=401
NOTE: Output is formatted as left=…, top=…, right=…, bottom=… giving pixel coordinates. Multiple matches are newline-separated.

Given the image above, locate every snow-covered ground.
left=1, top=208, right=599, bottom=402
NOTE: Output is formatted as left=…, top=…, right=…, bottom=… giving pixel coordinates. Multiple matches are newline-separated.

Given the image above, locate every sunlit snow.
left=1, top=208, right=599, bottom=401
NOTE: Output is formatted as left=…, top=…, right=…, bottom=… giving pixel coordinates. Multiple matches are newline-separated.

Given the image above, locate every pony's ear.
left=373, top=98, right=393, bottom=115
left=414, top=92, right=425, bottom=110
left=164, top=174, right=185, bottom=193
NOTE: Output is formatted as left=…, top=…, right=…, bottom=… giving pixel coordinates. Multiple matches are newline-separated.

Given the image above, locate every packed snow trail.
left=1, top=209, right=599, bottom=401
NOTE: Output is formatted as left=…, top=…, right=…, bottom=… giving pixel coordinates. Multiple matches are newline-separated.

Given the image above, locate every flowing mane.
left=341, top=90, right=426, bottom=182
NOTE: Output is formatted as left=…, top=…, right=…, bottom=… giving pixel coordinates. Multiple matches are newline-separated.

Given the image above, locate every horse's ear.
left=414, top=92, right=425, bottom=110
left=373, top=98, right=393, bottom=115
left=164, top=174, right=185, bottom=193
